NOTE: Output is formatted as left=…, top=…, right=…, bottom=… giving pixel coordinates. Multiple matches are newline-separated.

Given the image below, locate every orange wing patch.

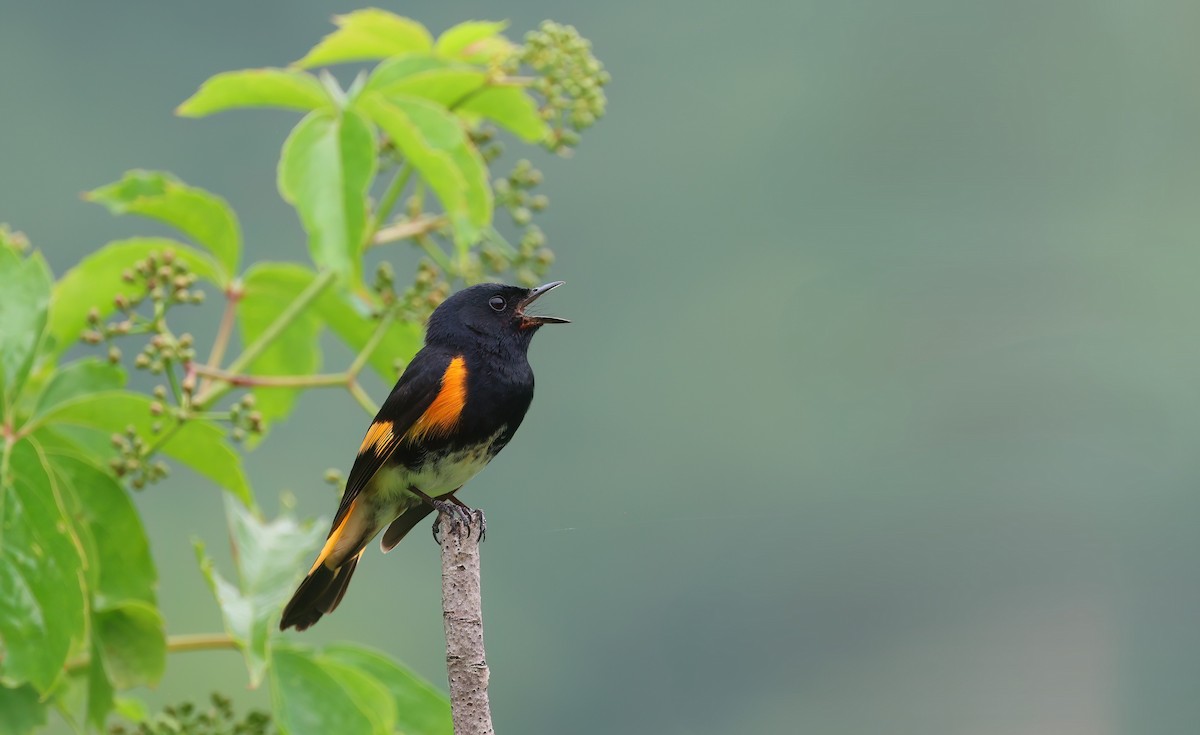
left=407, top=356, right=468, bottom=441
left=358, top=420, right=394, bottom=456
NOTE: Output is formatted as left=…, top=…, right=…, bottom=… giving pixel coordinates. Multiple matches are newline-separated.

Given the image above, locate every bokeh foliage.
left=0, top=11, right=605, bottom=734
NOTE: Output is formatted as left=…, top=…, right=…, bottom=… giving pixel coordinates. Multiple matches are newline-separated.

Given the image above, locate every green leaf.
left=322, top=643, right=452, bottom=735
left=85, top=642, right=114, bottom=730
left=458, top=85, right=550, bottom=143
left=37, top=391, right=253, bottom=505
left=92, top=601, right=166, bottom=689
left=0, top=248, right=52, bottom=412
left=230, top=262, right=419, bottom=386
left=0, top=683, right=47, bottom=735
left=46, top=238, right=220, bottom=359
left=314, top=657, right=396, bottom=735
left=87, top=171, right=240, bottom=279
left=316, top=290, right=421, bottom=383
left=32, top=359, right=125, bottom=419
left=177, top=68, right=331, bottom=117
left=0, top=441, right=87, bottom=692
left=278, top=110, right=377, bottom=285
left=435, top=20, right=510, bottom=61
left=238, top=264, right=325, bottom=434
left=445, top=133, right=493, bottom=247
left=113, top=696, right=149, bottom=724
left=294, top=10, right=433, bottom=68
left=196, top=501, right=323, bottom=686
left=269, top=646, right=384, bottom=735
left=358, top=93, right=490, bottom=248
left=40, top=445, right=156, bottom=606
left=364, top=55, right=450, bottom=94
left=372, top=68, right=487, bottom=107
left=29, top=433, right=155, bottom=729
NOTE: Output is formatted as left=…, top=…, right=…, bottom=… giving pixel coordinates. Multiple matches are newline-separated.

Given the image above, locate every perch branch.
left=437, top=513, right=495, bottom=735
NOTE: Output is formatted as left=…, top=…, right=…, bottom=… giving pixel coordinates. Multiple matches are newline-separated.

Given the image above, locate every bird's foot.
left=449, top=496, right=486, bottom=543
left=430, top=499, right=485, bottom=544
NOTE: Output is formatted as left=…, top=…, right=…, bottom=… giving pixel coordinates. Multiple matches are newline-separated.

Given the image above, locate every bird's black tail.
left=279, top=552, right=362, bottom=631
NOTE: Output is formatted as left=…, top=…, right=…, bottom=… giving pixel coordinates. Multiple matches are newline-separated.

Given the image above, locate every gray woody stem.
left=438, top=513, right=496, bottom=735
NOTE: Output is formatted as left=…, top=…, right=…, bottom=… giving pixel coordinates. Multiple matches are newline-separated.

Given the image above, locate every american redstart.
left=280, top=281, right=567, bottom=631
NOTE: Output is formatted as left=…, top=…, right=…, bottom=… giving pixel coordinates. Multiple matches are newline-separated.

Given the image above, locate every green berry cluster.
left=119, top=249, right=205, bottom=309
left=109, top=424, right=170, bottom=490
left=486, top=159, right=555, bottom=286
left=81, top=249, right=204, bottom=365
left=0, top=224, right=30, bottom=253
left=469, top=125, right=504, bottom=164
left=494, top=159, right=547, bottom=227
left=133, top=332, right=196, bottom=375
left=227, top=393, right=264, bottom=444
left=373, top=259, right=450, bottom=323
left=518, top=21, right=610, bottom=155
left=109, top=694, right=272, bottom=735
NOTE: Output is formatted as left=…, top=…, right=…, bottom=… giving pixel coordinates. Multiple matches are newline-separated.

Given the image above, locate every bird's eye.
left=489, top=296, right=506, bottom=312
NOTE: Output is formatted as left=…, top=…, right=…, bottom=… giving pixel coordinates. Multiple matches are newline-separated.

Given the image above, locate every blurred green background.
left=5, top=1, right=1200, bottom=733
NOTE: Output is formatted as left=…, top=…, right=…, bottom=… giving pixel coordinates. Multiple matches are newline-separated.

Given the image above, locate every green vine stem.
left=64, top=633, right=237, bottom=675
left=192, top=269, right=336, bottom=408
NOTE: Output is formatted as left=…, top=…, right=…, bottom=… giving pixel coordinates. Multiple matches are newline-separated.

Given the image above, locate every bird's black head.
left=424, top=281, right=568, bottom=353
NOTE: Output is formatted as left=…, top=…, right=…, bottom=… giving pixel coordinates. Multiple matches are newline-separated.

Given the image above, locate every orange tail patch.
left=309, top=499, right=360, bottom=574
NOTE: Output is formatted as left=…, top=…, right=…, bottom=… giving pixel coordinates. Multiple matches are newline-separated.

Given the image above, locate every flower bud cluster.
left=133, top=332, right=196, bottom=375
left=518, top=21, right=610, bottom=155
left=227, top=393, right=264, bottom=444
left=486, top=159, right=555, bottom=286
left=124, top=249, right=205, bottom=307
left=374, top=259, right=451, bottom=323
left=109, top=425, right=169, bottom=490
left=0, top=224, right=30, bottom=254
left=81, top=250, right=204, bottom=367
left=108, top=693, right=270, bottom=735
left=469, top=125, right=504, bottom=165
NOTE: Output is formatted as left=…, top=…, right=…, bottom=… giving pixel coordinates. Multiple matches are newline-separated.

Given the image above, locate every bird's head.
left=424, top=281, right=568, bottom=351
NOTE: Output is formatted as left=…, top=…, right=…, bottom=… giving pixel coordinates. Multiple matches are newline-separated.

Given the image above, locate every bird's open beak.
left=519, top=281, right=570, bottom=326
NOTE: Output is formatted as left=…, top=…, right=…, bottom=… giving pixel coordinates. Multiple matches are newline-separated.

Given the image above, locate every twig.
left=371, top=214, right=447, bottom=246
left=193, top=269, right=335, bottom=408
left=347, top=380, right=379, bottom=414
left=437, top=514, right=495, bottom=735
left=199, top=285, right=243, bottom=393
left=191, top=364, right=349, bottom=388
left=369, top=163, right=414, bottom=237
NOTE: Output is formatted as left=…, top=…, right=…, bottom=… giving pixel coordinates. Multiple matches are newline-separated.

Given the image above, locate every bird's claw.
left=470, top=508, right=487, bottom=543
left=431, top=500, right=485, bottom=544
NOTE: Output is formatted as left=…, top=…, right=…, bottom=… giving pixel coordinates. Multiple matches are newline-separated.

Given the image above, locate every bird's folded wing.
left=326, top=349, right=458, bottom=534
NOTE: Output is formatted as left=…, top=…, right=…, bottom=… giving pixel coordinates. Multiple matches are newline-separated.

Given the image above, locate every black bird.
left=280, top=281, right=567, bottom=631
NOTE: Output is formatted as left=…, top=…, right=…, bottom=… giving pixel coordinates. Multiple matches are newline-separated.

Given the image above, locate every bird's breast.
left=381, top=426, right=509, bottom=500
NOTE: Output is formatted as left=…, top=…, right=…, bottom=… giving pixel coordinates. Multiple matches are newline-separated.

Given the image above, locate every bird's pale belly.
left=365, top=428, right=507, bottom=520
